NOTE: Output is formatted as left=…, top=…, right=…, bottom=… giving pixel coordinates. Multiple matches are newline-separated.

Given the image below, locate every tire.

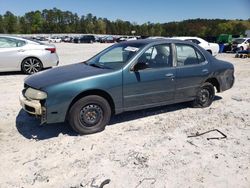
left=21, top=57, right=43, bottom=74
left=192, top=82, right=215, bottom=108
left=68, top=95, right=111, bottom=134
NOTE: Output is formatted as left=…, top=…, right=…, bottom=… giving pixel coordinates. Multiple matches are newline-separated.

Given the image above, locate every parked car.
left=0, top=36, right=59, bottom=74
left=48, top=37, right=62, bottom=43
left=62, top=36, right=73, bottom=43
left=78, top=35, right=96, bottom=43
left=73, top=35, right=96, bottom=43
left=172, top=37, right=219, bottom=56
left=72, top=36, right=81, bottom=43
left=100, top=36, right=116, bottom=43
left=231, top=38, right=250, bottom=52
left=116, top=36, right=137, bottom=43
left=20, top=39, right=234, bottom=134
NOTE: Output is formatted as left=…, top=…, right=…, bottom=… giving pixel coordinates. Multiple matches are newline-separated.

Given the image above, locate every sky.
left=0, top=0, right=249, bottom=24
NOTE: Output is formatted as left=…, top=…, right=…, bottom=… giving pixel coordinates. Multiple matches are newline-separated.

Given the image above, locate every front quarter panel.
left=43, top=70, right=122, bottom=123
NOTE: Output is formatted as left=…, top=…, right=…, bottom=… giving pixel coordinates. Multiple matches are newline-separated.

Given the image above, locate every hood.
left=25, top=63, right=112, bottom=89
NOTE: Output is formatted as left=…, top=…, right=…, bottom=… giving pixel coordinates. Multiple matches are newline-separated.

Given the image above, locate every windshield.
left=233, top=39, right=245, bottom=44
left=86, top=42, right=146, bottom=70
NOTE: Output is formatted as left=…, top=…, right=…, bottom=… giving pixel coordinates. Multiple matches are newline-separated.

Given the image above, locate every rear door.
left=174, top=43, right=209, bottom=101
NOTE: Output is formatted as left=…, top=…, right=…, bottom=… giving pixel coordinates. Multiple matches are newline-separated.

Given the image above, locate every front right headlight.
left=25, top=87, right=47, bottom=100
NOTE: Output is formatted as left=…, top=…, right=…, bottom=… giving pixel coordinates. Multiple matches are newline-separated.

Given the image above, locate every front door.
left=123, top=43, right=176, bottom=110
left=0, top=37, right=25, bottom=70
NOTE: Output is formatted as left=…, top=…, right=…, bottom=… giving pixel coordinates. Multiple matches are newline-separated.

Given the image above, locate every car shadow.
left=109, top=102, right=189, bottom=125
left=110, top=95, right=222, bottom=125
left=0, top=71, right=24, bottom=76
left=16, top=110, right=77, bottom=140
left=16, top=96, right=222, bottom=140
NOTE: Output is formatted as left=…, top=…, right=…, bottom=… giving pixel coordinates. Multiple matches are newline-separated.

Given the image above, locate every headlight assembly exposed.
left=25, top=87, right=47, bottom=100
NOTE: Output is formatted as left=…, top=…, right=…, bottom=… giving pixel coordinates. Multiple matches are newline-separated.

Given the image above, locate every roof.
left=120, top=38, right=192, bottom=45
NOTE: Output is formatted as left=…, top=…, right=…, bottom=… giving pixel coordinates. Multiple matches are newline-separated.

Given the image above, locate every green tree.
left=23, top=11, right=43, bottom=33
left=95, top=19, right=106, bottom=34
left=0, top=15, right=4, bottom=33
left=3, top=11, right=18, bottom=33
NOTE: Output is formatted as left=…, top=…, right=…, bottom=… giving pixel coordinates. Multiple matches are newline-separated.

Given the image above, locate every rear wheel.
left=21, top=57, right=43, bottom=74
left=192, top=82, right=215, bottom=108
left=68, top=95, right=111, bottom=134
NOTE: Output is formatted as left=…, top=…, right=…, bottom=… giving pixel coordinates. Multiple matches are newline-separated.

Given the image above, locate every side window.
left=0, top=38, right=25, bottom=48
left=137, top=44, right=172, bottom=69
left=0, top=38, right=9, bottom=48
left=193, top=39, right=201, bottom=44
left=176, top=44, right=205, bottom=66
left=16, top=39, right=26, bottom=47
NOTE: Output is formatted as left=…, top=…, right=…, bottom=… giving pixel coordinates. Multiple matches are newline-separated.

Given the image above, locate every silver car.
left=0, top=36, right=59, bottom=74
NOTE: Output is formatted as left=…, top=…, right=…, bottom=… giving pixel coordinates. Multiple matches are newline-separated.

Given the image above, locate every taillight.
left=45, top=48, right=56, bottom=53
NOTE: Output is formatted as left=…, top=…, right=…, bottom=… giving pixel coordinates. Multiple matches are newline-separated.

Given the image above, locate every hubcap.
left=198, top=89, right=210, bottom=104
left=79, top=104, right=103, bottom=126
left=23, top=58, right=41, bottom=74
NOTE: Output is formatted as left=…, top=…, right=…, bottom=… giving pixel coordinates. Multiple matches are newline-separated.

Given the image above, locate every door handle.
left=18, top=49, right=25, bottom=52
left=202, top=69, right=209, bottom=74
left=165, top=73, right=175, bottom=80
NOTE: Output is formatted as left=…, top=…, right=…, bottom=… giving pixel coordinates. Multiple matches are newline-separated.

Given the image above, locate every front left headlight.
left=25, top=87, right=47, bottom=100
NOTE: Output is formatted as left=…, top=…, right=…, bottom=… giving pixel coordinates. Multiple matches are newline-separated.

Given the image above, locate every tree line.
left=0, top=8, right=249, bottom=38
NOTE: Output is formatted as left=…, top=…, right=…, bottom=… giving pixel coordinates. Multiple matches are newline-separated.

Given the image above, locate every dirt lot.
left=0, top=43, right=250, bottom=188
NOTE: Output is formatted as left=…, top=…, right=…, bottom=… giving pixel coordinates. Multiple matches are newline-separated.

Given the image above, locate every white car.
left=117, top=36, right=137, bottom=42
left=0, top=36, right=59, bottom=74
left=172, top=36, right=219, bottom=56
left=48, top=37, right=62, bottom=43
left=232, top=38, right=250, bottom=51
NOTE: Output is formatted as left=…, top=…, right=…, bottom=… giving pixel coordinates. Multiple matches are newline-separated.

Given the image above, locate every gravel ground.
left=0, top=43, right=249, bottom=188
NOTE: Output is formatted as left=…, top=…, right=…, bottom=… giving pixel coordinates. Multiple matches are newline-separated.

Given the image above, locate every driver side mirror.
left=131, top=61, right=148, bottom=71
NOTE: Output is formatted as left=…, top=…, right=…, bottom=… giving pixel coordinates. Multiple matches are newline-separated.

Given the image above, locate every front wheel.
left=68, top=95, right=111, bottom=134
left=192, top=82, right=215, bottom=108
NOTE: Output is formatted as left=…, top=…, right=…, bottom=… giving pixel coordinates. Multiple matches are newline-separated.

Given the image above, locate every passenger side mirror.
left=132, top=61, right=148, bottom=71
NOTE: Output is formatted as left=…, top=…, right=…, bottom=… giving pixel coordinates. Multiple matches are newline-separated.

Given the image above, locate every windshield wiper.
left=89, top=63, right=104, bottom=68
left=89, top=63, right=112, bottom=69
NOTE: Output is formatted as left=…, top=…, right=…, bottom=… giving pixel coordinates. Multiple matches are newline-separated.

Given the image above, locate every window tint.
left=137, top=44, right=172, bottom=69
left=0, top=37, right=26, bottom=48
left=176, top=44, right=205, bottom=66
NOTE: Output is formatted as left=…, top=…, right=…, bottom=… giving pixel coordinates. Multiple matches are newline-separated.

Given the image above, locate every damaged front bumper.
left=19, top=94, right=47, bottom=124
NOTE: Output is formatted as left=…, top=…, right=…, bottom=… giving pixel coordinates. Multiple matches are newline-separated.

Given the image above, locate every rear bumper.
left=219, top=69, right=234, bottom=92
left=19, top=94, right=47, bottom=124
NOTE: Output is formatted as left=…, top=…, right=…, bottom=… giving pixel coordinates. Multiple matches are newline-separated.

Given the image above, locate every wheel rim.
left=23, top=58, right=42, bottom=74
left=198, top=88, right=210, bottom=105
left=79, top=104, right=103, bottom=127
